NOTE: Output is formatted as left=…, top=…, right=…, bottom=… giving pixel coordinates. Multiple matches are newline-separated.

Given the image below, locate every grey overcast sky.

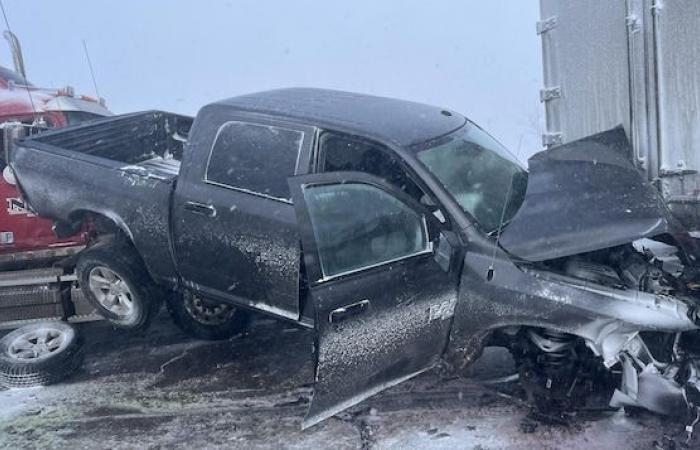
left=4, top=0, right=543, bottom=156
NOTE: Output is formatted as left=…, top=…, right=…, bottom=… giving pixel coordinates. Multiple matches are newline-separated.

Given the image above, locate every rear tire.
left=0, top=322, right=83, bottom=388
left=76, top=242, right=161, bottom=331
left=166, top=289, right=249, bottom=340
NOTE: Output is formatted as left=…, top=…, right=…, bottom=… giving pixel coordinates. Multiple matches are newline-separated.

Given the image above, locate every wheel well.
left=66, top=211, right=145, bottom=265
left=66, top=210, right=134, bottom=244
left=76, top=211, right=160, bottom=281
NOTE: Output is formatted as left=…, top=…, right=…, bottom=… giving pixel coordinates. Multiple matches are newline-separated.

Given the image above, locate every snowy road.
left=0, top=315, right=694, bottom=449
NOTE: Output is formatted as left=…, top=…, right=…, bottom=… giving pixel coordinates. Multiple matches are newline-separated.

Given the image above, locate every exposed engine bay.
left=499, top=236, right=700, bottom=437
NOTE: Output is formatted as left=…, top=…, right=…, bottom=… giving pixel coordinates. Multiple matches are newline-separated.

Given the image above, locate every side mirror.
left=433, top=231, right=457, bottom=272
left=420, top=194, right=447, bottom=223
left=420, top=194, right=439, bottom=212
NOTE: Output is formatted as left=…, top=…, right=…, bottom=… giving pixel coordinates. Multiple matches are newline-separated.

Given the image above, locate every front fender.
left=447, top=251, right=698, bottom=368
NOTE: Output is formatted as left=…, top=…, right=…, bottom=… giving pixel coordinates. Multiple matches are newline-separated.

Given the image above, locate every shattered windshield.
left=415, top=123, right=528, bottom=233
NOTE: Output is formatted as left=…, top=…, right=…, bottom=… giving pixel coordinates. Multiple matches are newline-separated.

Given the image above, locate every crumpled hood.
left=499, top=127, right=676, bottom=262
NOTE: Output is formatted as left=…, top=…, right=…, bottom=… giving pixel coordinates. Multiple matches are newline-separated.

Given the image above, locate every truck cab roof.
left=212, top=88, right=467, bottom=147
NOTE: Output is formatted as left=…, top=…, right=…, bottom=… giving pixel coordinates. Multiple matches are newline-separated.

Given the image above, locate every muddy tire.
left=0, top=322, right=84, bottom=388
left=76, top=242, right=161, bottom=331
left=166, top=289, right=249, bottom=340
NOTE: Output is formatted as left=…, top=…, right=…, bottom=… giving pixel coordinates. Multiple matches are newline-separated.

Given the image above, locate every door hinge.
left=537, top=16, right=557, bottom=35
left=539, top=86, right=561, bottom=102
left=626, top=14, right=641, bottom=34
left=542, top=132, right=563, bottom=147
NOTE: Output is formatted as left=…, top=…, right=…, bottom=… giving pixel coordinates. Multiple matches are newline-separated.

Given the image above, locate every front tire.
left=166, top=289, right=249, bottom=340
left=76, top=242, right=161, bottom=331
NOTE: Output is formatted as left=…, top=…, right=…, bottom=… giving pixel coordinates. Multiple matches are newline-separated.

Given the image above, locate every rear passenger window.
left=206, top=121, right=304, bottom=201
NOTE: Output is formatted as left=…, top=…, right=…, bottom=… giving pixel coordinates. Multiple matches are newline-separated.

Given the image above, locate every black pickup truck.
left=10, top=88, right=700, bottom=427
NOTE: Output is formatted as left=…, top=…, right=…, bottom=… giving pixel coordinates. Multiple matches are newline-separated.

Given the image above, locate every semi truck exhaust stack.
left=3, top=30, right=26, bottom=80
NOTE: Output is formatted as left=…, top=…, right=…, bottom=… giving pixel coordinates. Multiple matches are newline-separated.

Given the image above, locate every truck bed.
left=25, top=110, right=192, bottom=180
left=9, top=111, right=194, bottom=287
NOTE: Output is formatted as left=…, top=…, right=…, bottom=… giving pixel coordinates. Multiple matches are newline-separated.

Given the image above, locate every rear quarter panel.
left=9, top=142, right=178, bottom=285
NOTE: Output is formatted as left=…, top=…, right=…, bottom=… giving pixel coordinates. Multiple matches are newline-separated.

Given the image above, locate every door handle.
left=329, top=299, right=370, bottom=323
left=184, top=201, right=217, bottom=217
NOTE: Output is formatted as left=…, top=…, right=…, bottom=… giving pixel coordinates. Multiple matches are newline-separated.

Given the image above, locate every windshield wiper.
left=487, top=218, right=513, bottom=237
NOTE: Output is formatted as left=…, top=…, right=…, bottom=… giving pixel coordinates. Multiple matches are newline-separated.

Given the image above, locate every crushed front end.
left=446, top=128, right=700, bottom=434
left=449, top=232, right=700, bottom=433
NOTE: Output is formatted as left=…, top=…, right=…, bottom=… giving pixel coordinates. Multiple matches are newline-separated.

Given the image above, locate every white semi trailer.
left=538, top=0, right=700, bottom=229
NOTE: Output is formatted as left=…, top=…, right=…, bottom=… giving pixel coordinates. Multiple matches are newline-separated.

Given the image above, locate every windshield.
left=415, top=123, right=528, bottom=233
left=62, top=111, right=104, bottom=125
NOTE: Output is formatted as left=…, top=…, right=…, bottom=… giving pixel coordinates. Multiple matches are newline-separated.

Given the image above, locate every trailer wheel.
left=166, top=290, right=250, bottom=340
left=77, top=243, right=161, bottom=331
left=0, top=322, right=83, bottom=388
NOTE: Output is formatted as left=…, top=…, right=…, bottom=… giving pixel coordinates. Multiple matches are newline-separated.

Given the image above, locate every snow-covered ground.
left=0, top=316, right=694, bottom=449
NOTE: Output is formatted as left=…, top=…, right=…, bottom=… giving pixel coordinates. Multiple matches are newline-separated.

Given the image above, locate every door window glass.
left=319, top=132, right=424, bottom=200
left=303, top=182, right=429, bottom=278
left=206, top=121, right=304, bottom=200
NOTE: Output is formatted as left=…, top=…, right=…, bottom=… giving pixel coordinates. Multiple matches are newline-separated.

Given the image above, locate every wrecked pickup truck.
left=9, top=88, right=700, bottom=428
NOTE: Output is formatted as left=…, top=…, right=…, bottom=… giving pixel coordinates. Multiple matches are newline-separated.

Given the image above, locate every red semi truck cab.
left=0, top=33, right=112, bottom=328
left=0, top=65, right=111, bottom=266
